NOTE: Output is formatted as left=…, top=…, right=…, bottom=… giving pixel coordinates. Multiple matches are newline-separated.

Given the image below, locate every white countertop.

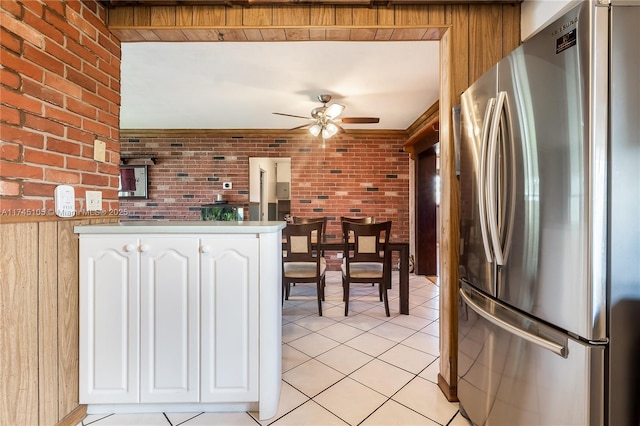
left=74, top=220, right=286, bottom=234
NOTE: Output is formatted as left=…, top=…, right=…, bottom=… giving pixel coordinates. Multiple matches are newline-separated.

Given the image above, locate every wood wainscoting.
left=0, top=216, right=118, bottom=426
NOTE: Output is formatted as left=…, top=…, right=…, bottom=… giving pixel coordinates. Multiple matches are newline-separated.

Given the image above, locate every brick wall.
left=0, top=0, right=120, bottom=216
left=120, top=133, right=410, bottom=252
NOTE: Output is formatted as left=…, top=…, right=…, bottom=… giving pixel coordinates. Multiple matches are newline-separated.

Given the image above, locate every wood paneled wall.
left=439, top=3, right=521, bottom=401
left=0, top=217, right=117, bottom=426
left=107, top=1, right=520, bottom=400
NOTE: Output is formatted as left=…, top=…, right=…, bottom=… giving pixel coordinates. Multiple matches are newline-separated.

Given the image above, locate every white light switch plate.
left=94, top=140, right=106, bottom=162
left=86, top=190, right=102, bottom=211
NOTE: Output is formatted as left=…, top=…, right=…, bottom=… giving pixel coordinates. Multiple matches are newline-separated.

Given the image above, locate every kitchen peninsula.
left=74, top=221, right=285, bottom=420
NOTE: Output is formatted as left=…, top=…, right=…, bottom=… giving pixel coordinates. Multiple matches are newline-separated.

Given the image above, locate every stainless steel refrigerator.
left=457, top=1, right=639, bottom=425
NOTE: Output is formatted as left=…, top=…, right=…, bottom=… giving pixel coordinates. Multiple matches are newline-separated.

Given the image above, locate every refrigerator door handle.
left=478, top=97, right=496, bottom=264
left=459, top=285, right=569, bottom=358
left=499, top=94, right=516, bottom=265
left=487, top=91, right=507, bottom=266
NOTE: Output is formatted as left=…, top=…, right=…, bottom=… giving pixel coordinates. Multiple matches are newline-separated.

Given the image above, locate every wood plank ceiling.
left=104, top=0, right=520, bottom=43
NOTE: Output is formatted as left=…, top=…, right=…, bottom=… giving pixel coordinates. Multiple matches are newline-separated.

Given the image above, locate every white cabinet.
left=200, top=236, right=258, bottom=402
left=77, top=222, right=284, bottom=420
left=79, top=237, right=199, bottom=404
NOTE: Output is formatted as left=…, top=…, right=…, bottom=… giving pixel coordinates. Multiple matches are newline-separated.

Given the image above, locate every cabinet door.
left=200, top=236, right=259, bottom=402
left=79, top=237, right=140, bottom=403
left=140, top=238, right=199, bottom=403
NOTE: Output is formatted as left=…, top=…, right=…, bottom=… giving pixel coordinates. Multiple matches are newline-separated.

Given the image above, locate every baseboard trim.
left=57, top=405, right=87, bottom=426
left=437, top=373, right=459, bottom=402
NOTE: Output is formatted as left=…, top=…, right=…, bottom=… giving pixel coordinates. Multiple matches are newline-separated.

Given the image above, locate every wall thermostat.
left=54, top=185, right=76, bottom=217
left=223, top=182, right=232, bottom=189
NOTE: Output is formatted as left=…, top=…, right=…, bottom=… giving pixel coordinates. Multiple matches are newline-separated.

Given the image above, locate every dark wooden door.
left=416, top=147, right=438, bottom=276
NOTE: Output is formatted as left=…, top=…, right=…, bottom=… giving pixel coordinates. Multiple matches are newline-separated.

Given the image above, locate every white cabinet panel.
left=79, top=237, right=139, bottom=403
left=140, top=238, right=199, bottom=403
left=200, top=236, right=259, bottom=402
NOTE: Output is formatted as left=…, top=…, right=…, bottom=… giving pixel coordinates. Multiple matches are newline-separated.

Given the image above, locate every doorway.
left=249, top=157, right=291, bottom=221
left=415, top=144, right=439, bottom=276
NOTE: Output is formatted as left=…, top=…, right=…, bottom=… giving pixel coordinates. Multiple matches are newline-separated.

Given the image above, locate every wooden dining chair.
left=341, top=216, right=377, bottom=287
left=282, top=222, right=327, bottom=316
left=341, top=221, right=392, bottom=317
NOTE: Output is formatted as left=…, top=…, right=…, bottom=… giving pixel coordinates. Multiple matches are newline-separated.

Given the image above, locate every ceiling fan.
left=273, top=94, right=380, bottom=139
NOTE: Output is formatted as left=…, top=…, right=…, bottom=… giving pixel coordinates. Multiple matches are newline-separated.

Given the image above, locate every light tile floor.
left=79, top=271, right=470, bottom=426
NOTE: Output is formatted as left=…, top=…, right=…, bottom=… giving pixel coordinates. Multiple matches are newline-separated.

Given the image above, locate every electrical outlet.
left=336, top=252, right=344, bottom=259
left=223, top=182, right=232, bottom=189
left=86, top=190, right=102, bottom=211
left=94, top=140, right=106, bottom=162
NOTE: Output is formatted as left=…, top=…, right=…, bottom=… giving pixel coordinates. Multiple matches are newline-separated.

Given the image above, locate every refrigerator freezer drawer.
left=458, top=284, right=604, bottom=425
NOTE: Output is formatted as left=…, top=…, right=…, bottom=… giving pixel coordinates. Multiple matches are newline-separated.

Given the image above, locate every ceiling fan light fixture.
left=323, top=122, right=338, bottom=139
left=309, top=123, right=322, bottom=137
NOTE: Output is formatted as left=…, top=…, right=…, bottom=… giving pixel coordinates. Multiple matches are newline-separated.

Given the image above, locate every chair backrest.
left=283, top=222, right=324, bottom=263
left=292, top=216, right=327, bottom=242
left=342, top=221, right=392, bottom=264
left=340, top=216, right=374, bottom=224
left=341, top=216, right=375, bottom=243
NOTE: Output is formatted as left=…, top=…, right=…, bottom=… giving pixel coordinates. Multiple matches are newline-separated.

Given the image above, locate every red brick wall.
left=120, top=134, right=410, bottom=245
left=0, top=0, right=120, bottom=216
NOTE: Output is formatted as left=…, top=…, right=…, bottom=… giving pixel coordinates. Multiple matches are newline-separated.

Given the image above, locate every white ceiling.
left=120, top=40, right=440, bottom=131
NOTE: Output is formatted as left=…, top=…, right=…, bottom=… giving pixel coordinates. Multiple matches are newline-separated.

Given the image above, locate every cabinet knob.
left=123, top=243, right=136, bottom=252
left=200, top=245, right=211, bottom=253
left=139, top=244, right=150, bottom=253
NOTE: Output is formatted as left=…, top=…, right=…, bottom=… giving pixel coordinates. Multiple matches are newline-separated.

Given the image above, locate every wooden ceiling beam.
left=403, top=101, right=439, bottom=158
left=119, top=128, right=408, bottom=139
left=108, top=25, right=448, bottom=42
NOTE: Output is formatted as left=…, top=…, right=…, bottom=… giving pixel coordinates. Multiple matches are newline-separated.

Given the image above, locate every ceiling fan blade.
left=325, top=103, right=345, bottom=119
left=273, top=112, right=312, bottom=120
left=288, top=123, right=312, bottom=131
left=340, top=117, right=380, bottom=124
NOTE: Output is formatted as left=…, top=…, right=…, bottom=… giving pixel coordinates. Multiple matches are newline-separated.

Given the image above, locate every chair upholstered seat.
left=340, top=261, right=383, bottom=278
left=285, top=259, right=327, bottom=278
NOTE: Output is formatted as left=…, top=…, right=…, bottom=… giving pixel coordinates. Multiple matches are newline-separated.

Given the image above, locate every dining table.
left=284, top=239, right=411, bottom=315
